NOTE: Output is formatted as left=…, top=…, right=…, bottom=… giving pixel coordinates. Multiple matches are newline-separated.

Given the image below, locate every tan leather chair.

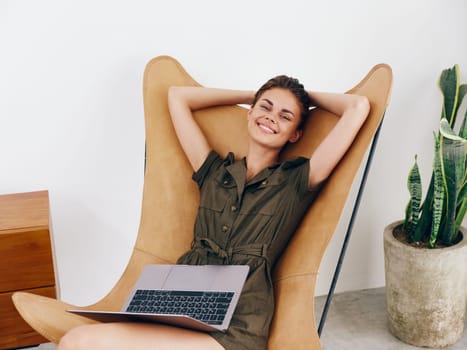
left=12, top=56, right=392, bottom=349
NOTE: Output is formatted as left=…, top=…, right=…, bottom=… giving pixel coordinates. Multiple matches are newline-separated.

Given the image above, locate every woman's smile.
left=256, top=119, right=278, bottom=134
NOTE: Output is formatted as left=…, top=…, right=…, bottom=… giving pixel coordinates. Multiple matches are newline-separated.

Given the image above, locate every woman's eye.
left=281, top=115, right=291, bottom=121
left=260, top=105, right=270, bottom=111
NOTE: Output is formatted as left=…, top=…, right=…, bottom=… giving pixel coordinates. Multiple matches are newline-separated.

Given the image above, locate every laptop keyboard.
left=126, top=290, right=234, bottom=325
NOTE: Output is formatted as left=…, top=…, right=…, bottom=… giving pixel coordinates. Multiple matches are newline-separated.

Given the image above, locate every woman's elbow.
left=347, top=95, right=370, bottom=124
left=355, top=95, right=370, bottom=119
left=168, top=86, right=191, bottom=113
left=168, top=86, right=181, bottom=102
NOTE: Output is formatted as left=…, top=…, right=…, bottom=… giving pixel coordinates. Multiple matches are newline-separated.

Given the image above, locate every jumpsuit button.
left=223, top=180, right=229, bottom=185
left=231, top=205, right=237, bottom=212
left=222, top=225, right=229, bottom=232
left=261, top=180, right=268, bottom=186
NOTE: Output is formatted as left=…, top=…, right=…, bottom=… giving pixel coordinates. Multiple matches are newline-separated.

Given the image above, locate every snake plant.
left=403, top=65, right=467, bottom=248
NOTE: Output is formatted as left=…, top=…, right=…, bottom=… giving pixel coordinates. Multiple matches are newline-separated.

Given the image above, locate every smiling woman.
left=56, top=74, right=369, bottom=350
left=247, top=88, right=304, bottom=156
left=251, top=75, right=312, bottom=129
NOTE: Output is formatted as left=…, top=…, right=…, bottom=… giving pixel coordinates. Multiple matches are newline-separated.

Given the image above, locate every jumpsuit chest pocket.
left=199, top=173, right=236, bottom=212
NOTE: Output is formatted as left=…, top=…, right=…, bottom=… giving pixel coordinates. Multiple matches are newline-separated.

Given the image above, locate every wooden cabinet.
left=0, top=190, right=57, bottom=349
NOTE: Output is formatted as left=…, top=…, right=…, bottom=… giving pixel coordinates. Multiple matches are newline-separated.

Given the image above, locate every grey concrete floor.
left=314, top=287, right=467, bottom=350
left=26, top=287, right=466, bottom=350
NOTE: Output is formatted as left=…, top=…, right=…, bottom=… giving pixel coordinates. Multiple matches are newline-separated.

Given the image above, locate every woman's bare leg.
left=58, top=322, right=224, bottom=350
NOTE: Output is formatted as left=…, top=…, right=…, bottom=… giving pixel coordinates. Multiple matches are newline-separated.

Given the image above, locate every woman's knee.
left=58, top=324, right=95, bottom=350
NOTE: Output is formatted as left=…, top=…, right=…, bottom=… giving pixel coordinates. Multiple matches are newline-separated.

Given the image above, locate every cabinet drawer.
left=0, top=286, right=56, bottom=349
left=0, top=228, right=54, bottom=292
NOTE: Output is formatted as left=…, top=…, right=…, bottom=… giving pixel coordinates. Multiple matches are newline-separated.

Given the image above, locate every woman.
left=58, top=75, right=369, bottom=350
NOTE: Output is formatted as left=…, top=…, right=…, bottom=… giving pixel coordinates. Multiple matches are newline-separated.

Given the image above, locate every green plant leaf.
left=404, top=156, right=422, bottom=241
left=440, top=118, right=465, bottom=141
left=439, top=119, right=467, bottom=244
left=438, top=65, right=459, bottom=126
left=460, top=104, right=467, bottom=139
left=413, top=175, right=434, bottom=242
left=455, top=174, right=466, bottom=233
left=457, top=175, right=466, bottom=208
left=457, top=84, right=467, bottom=130
left=430, top=133, right=444, bottom=248
left=455, top=195, right=467, bottom=235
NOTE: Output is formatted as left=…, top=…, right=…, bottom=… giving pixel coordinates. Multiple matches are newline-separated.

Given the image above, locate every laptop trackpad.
left=163, top=265, right=217, bottom=290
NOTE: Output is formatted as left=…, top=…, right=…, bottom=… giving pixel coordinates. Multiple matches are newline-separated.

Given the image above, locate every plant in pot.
left=384, top=64, right=467, bottom=348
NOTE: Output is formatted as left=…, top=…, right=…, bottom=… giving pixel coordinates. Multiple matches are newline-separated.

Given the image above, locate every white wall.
left=2, top=0, right=466, bottom=306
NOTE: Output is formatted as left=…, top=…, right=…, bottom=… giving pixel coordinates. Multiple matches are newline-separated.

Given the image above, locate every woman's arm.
left=307, top=91, right=370, bottom=189
left=168, top=86, right=254, bottom=171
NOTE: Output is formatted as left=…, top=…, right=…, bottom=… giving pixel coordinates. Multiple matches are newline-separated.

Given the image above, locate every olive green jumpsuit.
left=177, top=151, right=321, bottom=350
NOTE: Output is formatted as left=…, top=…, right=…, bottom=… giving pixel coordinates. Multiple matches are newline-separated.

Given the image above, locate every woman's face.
left=247, top=88, right=303, bottom=150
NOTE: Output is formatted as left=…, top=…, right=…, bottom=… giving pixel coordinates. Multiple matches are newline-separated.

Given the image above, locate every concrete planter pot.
left=384, top=220, right=467, bottom=348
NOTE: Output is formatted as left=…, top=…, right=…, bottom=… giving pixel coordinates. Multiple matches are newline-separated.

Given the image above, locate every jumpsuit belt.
left=192, top=238, right=270, bottom=264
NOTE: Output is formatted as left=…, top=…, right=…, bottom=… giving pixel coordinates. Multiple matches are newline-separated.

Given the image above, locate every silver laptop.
left=68, top=264, right=249, bottom=332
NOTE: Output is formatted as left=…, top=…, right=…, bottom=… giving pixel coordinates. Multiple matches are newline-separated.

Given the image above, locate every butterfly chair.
left=12, top=56, right=392, bottom=349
